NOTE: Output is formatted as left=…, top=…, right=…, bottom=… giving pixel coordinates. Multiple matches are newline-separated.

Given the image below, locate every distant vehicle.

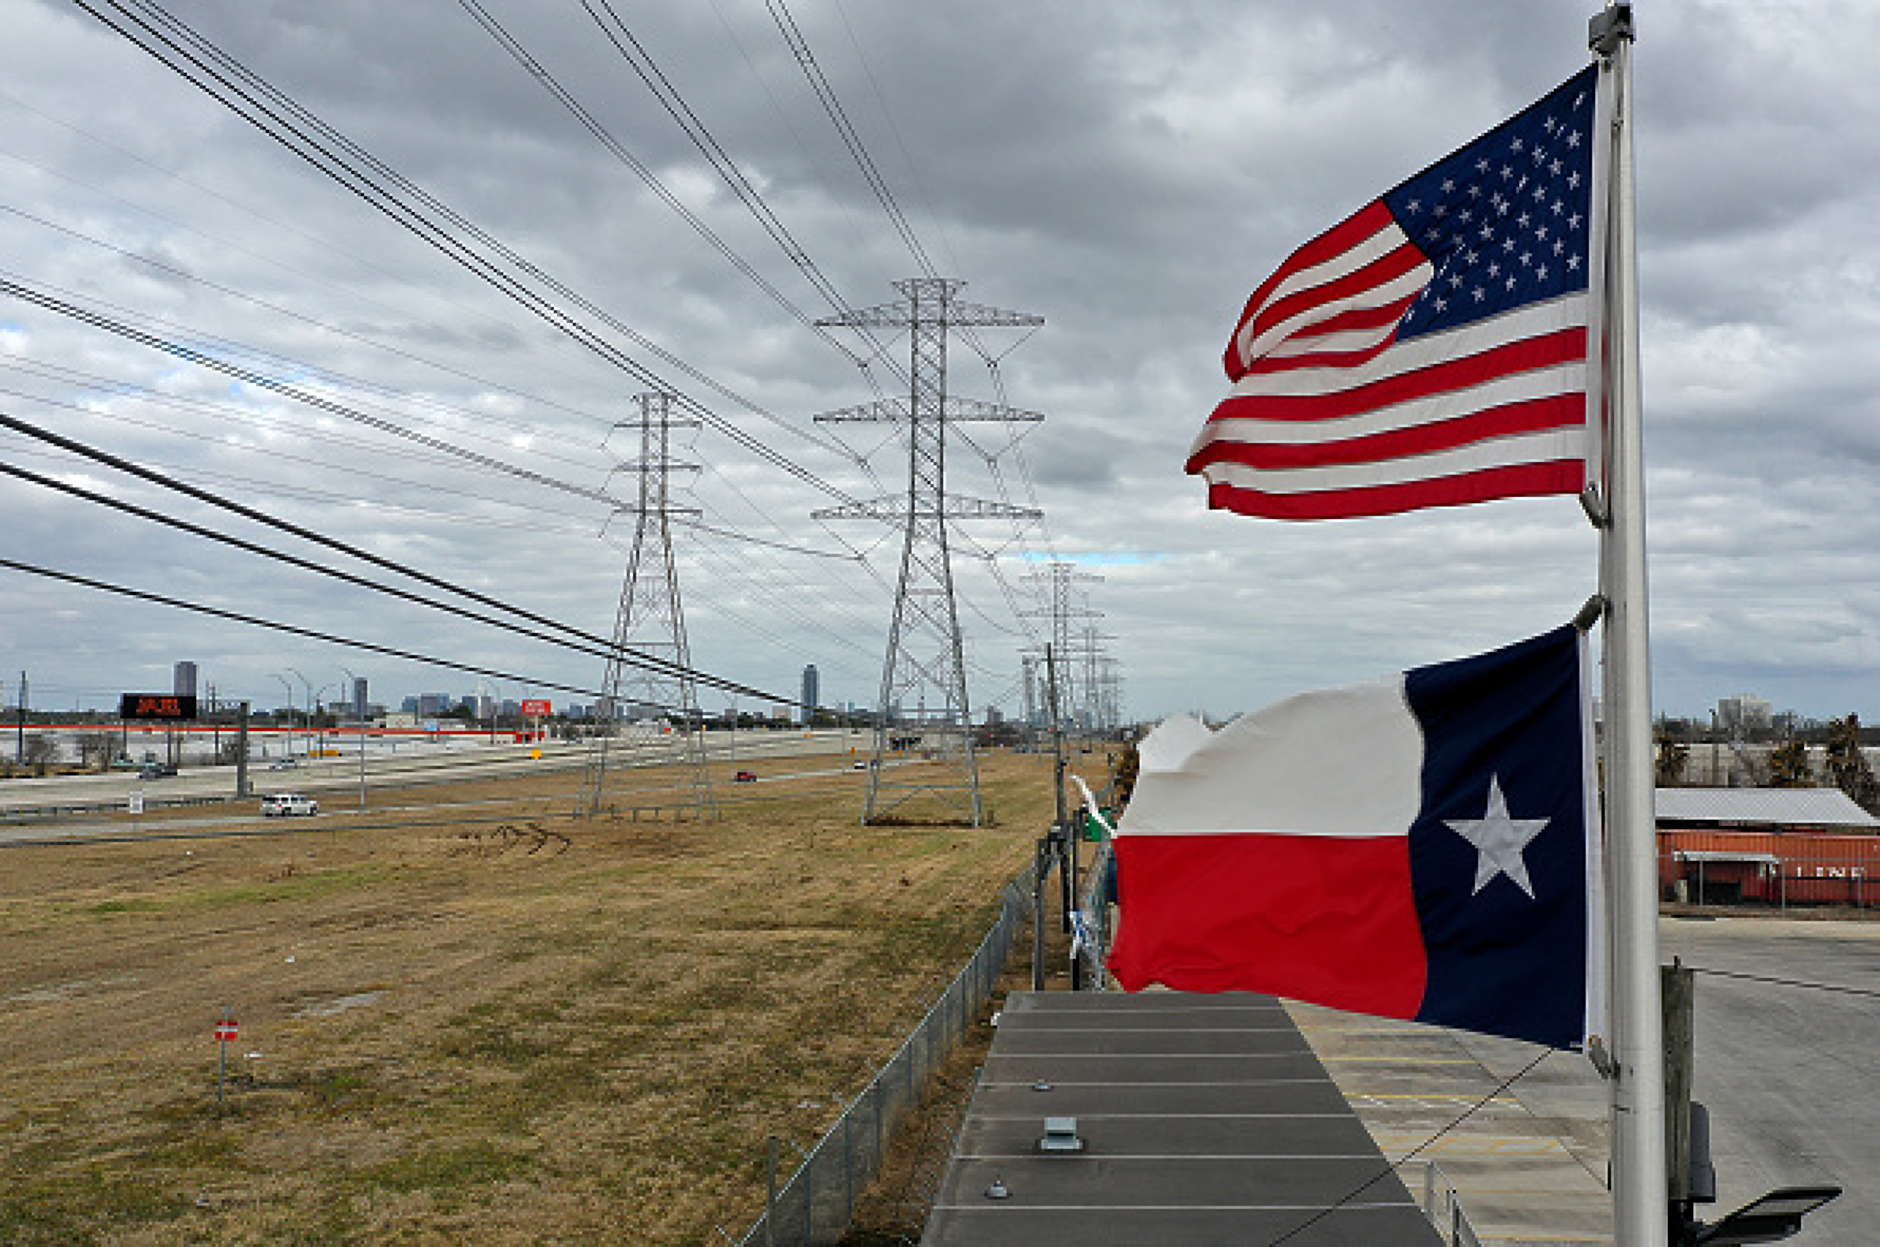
left=734, top=770, right=757, bottom=782
left=139, top=762, right=178, bottom=779
left=261, top=793, right=319, bottom=817
left=852, top=760, right=868, bottom=770
left=268, top=758, right=301, bottom=771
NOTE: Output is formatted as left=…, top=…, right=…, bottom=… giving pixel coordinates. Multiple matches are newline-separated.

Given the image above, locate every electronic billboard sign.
left=119, top=693, right=198, bottom=721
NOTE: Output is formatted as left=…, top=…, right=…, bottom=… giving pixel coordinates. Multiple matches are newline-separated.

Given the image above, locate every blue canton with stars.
left=1382, top=66, right=1598, bottom=342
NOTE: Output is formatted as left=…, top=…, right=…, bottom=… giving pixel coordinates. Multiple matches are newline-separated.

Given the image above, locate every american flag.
left=1187, top=65, right=1604, bottom=520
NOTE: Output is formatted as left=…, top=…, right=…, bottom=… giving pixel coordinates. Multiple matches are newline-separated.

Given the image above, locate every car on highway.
left=268, top=757, right=301, bottom=771
left=734, top=770, right=757, bottom=782
left=139, top=762, right=178, bottom=779
left=261, top=793, right=319, bottom=817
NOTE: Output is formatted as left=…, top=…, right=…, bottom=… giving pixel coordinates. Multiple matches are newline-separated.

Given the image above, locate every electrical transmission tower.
left=578, top=392, right=715, bottom=820
left=814, top=278, right=1042, bottom=825
left=1023, top=561, right=1104, bottom=731
left=1096, top=654, right=1126, bottom=734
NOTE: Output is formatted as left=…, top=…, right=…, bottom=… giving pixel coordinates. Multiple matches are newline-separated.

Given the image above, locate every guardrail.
left=733, top=862, right=1036, bottom=1246
left=0, top=793, right=236, bottom=823
left=1423, top=1160, right=1484, bottom=1246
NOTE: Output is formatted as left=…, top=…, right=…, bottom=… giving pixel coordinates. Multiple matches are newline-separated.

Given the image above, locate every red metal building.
left=1655, top=787, right=1880, bottom=907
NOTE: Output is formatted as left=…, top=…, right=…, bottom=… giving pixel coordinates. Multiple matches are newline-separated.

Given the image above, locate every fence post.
left=1032, top=839, right=1050, bottom=989
left=873, top=1077, right=883, bottom=1175
left=959, top=965, right=967, bottom=1042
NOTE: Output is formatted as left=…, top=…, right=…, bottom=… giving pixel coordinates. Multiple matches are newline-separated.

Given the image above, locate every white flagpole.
left=1593, top=7, right=1667, bottom=1243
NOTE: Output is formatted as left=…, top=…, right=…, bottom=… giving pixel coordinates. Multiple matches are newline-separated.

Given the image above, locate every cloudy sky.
left=1, top=0, right=1874, bottom=726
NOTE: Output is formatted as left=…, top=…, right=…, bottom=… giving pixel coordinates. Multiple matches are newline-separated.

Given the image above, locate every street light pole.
left=273, top=673, right=295, bottom=763
left=288, top=668, right=311, bottom=764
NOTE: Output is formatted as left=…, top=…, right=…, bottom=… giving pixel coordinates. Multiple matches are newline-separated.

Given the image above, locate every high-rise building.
left=1717, top=695, right=1773, bottom=734
left=801, top=665, right=820, bottom=724
left=173, top=661, right=198, bottom=698
left=351, top=677, right=368, bottom=721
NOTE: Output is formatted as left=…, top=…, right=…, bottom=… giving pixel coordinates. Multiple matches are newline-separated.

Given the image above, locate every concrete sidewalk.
left=1287, top=1002, right=1615, bottom=1245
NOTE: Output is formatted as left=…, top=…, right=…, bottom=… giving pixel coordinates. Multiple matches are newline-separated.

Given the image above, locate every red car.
left=734, top=770, right=757, bottom=782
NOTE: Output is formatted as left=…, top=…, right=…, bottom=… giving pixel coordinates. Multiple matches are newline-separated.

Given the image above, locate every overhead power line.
left=1, top=459, right=632, bottom=677
left=761, top=0, right=937, bottom=277
left=0, top=275, right=621, bottom=507
left=72, top=0, right=863, bottom=506
left=0, top=200, right=613, bottom=450
left=0, top=410, right=795, bottom=707
left=459, top=0, right=872, bottom=383
left=575, top=0, right=903, bottom=356
left=1, top=556, right=611, bottom=705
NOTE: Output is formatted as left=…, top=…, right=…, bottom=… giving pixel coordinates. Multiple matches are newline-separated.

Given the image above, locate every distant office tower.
left=802, top=665, right=820, bottom=724
left=173, top=661, right=198, bottom=698
left=352, top=677, right=368, bottom=721
left=1717, top=694, right=1773, bottom=734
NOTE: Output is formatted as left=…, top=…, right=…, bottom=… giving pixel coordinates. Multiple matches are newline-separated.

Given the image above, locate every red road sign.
left=215, top=1021, right=238, bottom=1042
left=520, top=699, right=552, bottom=716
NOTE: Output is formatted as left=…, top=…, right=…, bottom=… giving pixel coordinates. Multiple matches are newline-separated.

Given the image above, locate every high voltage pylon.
left=1096, top=653, right=1126, bottom=734
left=578, top=392, right=716, bottom=820
left=813, top=278, right=1042, bottom=826
left=1023, top=561, right=1103, bottom=731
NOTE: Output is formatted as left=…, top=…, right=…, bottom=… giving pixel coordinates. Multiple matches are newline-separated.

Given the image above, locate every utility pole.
left=234, top=701, right=250, bottom=798
left=1045, top=645, right=1071, bottom=905
left=579, top=392, right=715, bottom=820
left=14, top=671, right=23, bottom=767
left=813, top=278, right=1043, bottom=826
left=1020, top=656, right=1038, bottom=754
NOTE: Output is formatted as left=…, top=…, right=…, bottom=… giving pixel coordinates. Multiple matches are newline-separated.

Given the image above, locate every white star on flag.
left=1444, top=774, right=1551, bottom=898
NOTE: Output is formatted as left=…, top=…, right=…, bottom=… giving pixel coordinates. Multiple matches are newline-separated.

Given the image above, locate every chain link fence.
left=734, top=862, right=1037, bottom=1246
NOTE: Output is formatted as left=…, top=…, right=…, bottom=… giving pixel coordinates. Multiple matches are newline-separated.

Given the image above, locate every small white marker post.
left=128, top=789, right=143, bottom=833
left=214, top=1010, right=238, bottom=1104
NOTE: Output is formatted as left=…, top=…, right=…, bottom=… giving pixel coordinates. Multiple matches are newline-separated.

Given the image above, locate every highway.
left=0, top=727, right=873, bottom=832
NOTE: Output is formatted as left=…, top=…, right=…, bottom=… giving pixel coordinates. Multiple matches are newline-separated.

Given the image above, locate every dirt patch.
left=0, top=748, right=1064, bottom=1244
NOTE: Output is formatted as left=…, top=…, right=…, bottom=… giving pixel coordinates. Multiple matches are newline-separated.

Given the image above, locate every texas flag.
left=1107, top=624, right=1605, bottom=1050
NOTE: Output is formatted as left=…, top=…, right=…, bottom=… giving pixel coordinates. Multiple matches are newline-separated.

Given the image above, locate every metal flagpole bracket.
left=1573, top=595, right=1608, bottom=633
left=1589, top=3, right=1635, bottom=56
left=1586, top=1034, right=1618, bottom=1081
left=1579, top=484, right=1611, bottom=529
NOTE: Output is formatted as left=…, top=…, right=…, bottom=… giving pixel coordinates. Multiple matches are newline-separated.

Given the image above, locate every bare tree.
left=21, top=733, right=56, bottom=776
left=76, top=732, right=117, bottom=771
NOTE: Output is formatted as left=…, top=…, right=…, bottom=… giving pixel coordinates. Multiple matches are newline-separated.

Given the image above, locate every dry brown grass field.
left=0, top=748, right=1066, bottom=1244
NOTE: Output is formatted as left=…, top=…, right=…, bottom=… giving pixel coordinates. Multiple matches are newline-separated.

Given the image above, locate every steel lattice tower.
left=1023, top=561, right=1103, bottom=731
left=578, top=392, right=715, bottom=820
left=814, top=278, right=1042, bottom=825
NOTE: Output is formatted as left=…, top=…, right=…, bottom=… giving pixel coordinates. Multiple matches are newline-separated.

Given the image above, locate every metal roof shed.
left=1655, top=787, right=1880, bottom=830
